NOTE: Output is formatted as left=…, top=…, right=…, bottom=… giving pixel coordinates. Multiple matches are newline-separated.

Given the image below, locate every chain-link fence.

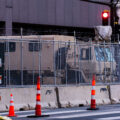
left=0, top=35, right=120, bottom=87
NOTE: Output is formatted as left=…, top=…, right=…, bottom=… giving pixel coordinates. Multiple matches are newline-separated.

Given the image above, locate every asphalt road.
left=1, top=104, right=120, bottom=120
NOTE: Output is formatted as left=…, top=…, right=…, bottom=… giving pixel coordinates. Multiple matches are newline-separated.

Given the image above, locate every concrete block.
left=110, top=85, right=120, bottom=103
left=58, top=85, right=110, bottom=108
left=41, top=87, right=57, bottom=108
left=0, top=86, right=57, bottom=111
left=95, top=86, right=110, bottom=104
left=58, top=86, right=91, bottom=108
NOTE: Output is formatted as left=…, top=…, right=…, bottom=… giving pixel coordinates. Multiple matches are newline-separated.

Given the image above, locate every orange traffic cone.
left=27, top=76, right=49, bottom=118
left=35, top=76, right=41, bottom=116
left=8, top=94, right=17, bottom=117
left=87, top=75, right=99, bottom=110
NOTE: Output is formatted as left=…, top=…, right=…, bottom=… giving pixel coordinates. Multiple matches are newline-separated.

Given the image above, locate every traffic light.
left=102, top=10, right=109, bottom=26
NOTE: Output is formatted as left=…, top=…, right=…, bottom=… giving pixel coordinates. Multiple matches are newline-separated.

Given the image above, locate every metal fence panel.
left=0, top=38, right=119, bottom=87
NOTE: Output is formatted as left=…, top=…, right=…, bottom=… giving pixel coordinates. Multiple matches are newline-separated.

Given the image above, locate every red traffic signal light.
left=102, top=10, right=109, bottom=26
left=102, top=12, right=109, bottom=19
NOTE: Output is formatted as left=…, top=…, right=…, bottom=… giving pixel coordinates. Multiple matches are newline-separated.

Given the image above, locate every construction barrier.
left=0, top=85, right=114, bottom=112
left=0, top=87, right=57, bottom=112
left=110, top=85, right=120, bottom=103
left=57, top=85, right=110, bottom=108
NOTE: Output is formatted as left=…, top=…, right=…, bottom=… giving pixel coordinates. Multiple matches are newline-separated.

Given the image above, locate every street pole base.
left=87, top=107, right=99, bottom=110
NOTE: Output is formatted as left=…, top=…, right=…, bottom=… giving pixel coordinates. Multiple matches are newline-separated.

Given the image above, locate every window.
left=95, top=46, right=114, bottom=62
left=5, top=42, right=16, bottom=52
left=80, top=47, right=91, bottom=60
left=29, top=41, right=42, bottom=52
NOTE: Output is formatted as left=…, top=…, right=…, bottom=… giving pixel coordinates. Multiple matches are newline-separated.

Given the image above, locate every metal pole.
left=32, top=42, right=35, bottom=85
left=74, top=31, right=77, bottom=85
left=4, top=41, right=7, bottom=86
left=65, top=42, right=68, bottom=85
left=59, top=42, right=61, bottom=71
left=53, top=41, right=56, bottom=85
left=20, top=28, right=23, bottom=85
left=110, top=36, right=113, bottom=82
left=89, top=38, right=92, bottom=83
left=103, top=41, right=106, bottom=83
left=118, top=34, right=120, bottom=82
left=78, top=44, right=81, bottom=84
left=38, top=36, right=41, bottom=79
left=98, top=40, right=102, bottom=83
left=8, top=39, right=10, bottom=85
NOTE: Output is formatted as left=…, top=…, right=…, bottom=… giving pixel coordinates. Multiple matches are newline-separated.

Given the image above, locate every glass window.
left=80, top=47, right=91, bottom=60
left=95, top=46, right=114, bottom=62
left=5, top=42, right=16, bottom=52
left=29, top=41, right=42, bottom=52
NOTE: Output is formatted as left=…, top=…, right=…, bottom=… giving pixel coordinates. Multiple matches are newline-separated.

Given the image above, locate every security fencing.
left=0, top=36, right=120, bottom=87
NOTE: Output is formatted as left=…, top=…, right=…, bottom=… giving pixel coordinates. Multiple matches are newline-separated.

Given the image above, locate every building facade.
left=0, top=0, right=109, bottom=36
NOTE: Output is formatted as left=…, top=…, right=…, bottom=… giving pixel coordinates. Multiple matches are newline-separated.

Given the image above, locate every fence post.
left=74, top=31, right=77, bottom=84
left=20, top=28, right=23, bottom=85
left=8, top=39, right=10, bottom=85
left=38, top=36, right=41, bottom=81
left=53, top=41, right=56, bottom=85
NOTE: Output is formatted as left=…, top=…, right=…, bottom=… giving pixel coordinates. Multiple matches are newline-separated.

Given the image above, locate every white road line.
left=51, top=110, right=120, bottom=119
left=97, top=116, right=120, bottom=120
left=43, top=109, right=87, bottom=115
left=16, top=109, right=87, bottom=118
left=0, top=110, right=35, bottom=115
left=0, top=109, right=48, bottom=115
left=18, top=114, right=34, bottom=118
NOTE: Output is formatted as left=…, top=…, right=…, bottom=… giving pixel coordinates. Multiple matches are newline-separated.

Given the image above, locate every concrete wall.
left=0, top=85, right=114, bottom=112
left=0, top=87, right=57, bottom=111
left=57, top=86, right=110, bottom=107
left=110, top=85, right=120, bottom=103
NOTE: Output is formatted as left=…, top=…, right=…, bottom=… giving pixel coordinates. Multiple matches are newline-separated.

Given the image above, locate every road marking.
left=97, top=116, right=120, bottom=120
left=51, top=110, right=120, bottom=119
left=15, top=109, right=87, bottom=118
left=18, top=114, right=34, bottom=118
left=0, top=110, right=35, bottom=115
left=43, top=109, right=87, bottom=115
left=0, top=109, right=48, bottom=115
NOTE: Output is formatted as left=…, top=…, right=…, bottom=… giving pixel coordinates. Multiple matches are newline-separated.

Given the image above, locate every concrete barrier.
left=57, top=86, right=110, bottom=108
left=0, top=85, right=111, bottom=111
left=110, top=85, right=120, bottom=103
left=0, top=87, right=57, bottom=111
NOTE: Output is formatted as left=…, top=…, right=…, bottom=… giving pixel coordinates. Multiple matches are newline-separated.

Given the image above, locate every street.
left=1, top=104, right=120, bottom=120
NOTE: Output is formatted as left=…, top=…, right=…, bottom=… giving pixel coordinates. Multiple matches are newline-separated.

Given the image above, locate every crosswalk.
left=1, top=107, right=120, bottom=120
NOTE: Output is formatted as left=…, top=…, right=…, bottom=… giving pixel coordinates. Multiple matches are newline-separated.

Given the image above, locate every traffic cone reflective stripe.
left=35, top=76, right=41, bottom=116
left=8, top=94, right=17, bottom=117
